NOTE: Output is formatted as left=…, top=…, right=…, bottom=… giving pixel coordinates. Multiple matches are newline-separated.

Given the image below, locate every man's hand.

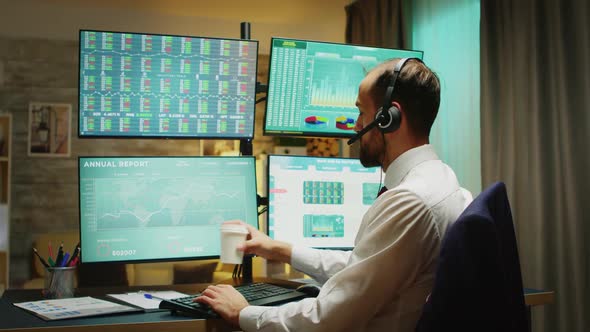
left=223, top=220, right=293, bottom=264
left=194, top=285, right=249, bottom=327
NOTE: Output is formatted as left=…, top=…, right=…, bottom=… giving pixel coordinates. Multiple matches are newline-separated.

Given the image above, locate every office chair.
left=415, top=182, right=528, bottom=332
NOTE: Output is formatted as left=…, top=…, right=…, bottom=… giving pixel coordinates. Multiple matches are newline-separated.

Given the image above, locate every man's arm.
left=205, top=190, right=439, bottom=331
left=224, top=220, right=293, bottom=263
left=225, top=220, right=352, bottom=281
left=290, top=246, right=352, bottom=284
left=239, top=190, right=438, bottom=331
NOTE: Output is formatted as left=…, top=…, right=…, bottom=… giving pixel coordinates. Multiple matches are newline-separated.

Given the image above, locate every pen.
left=32, top=248, right=50, bottom=268
left=60, top=253, right=70, bottom=267
left=55, top=243, right=64, bottom=267
left=69, top=256, right=80, bottom=266
left=48, top=257, right=56, bottom=267
left=141, top=292, right=166, bottom=301
left=48, top=242, right=54, bottom=261
left=66, top=246, right=80, bottom=267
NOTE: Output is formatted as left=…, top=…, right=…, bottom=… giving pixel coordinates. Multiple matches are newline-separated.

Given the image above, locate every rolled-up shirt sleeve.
left=239, top=189, right=439, bottom=332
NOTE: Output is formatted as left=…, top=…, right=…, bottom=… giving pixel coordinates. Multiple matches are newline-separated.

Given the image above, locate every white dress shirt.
left=240, top=144, right=473, bottom=332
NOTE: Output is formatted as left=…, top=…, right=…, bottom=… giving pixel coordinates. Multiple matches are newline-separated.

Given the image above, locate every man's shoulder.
left=373, top=186, right=431, bottom=215
left=394, top=160, right=465, bottom=208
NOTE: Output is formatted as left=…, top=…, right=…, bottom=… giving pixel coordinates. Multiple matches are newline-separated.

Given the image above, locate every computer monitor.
left=263, top=38, right=423, bottom=138
left=267, top=155, right=382, bottom=249
left=79, top=156, right=258, bottom=263
left=78, top=30, right=258, bottom=139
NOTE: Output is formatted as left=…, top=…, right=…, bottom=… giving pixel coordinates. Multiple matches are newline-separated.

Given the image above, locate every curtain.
left=410, top=0, right=481, bottom=196
left=345, top=0, right=411, bottom=48
left=481, top=1, right=590, bottom=331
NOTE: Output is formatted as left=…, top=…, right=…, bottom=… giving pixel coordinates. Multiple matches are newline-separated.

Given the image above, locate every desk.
left=524, top=288, right=555, bottom=332
left=0, top=281, right=554, bottom=332
left=0, top=278, right=300, bottom=332
left=524, top=288, right=554, bottom=306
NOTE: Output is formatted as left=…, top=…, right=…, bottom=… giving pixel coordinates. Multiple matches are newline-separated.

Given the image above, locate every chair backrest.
left=415, top=182, right=528, bottom=332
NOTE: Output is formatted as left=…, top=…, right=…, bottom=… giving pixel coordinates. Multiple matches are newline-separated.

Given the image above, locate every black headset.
left=375, top=57, right=423, bottom=133
left=347, top=57, right=423, bottom=145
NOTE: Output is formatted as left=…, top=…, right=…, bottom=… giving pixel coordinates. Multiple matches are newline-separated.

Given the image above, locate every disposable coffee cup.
left=43, top=266, right=77, bottom=299
left=220, top=224, right=249, bottom=264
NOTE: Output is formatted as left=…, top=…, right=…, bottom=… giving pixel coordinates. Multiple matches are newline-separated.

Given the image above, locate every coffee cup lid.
left=221, top=224, right=249, bottom=234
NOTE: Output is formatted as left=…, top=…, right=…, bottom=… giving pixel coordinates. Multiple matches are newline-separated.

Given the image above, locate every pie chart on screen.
left=304, top=116, right=328, bottom=128
left=335, top=116, right=355, bottom=130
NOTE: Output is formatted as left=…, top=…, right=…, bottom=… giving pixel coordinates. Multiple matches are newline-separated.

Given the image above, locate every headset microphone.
left=347, top=111, right=386, bottom=145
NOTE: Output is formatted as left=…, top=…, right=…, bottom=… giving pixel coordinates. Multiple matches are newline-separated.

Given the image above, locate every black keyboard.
left=159, top=282, right=308, bottom=318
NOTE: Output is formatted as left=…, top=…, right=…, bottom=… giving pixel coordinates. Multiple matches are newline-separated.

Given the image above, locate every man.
left=195, top=58, right=473, bottom=331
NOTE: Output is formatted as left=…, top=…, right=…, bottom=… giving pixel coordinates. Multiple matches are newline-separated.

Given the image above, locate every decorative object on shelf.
left=306, top=137, right=340, bottom=157
left=28, top=102, right=71, bottom=157
left=200, top=140, right=240, bottom=156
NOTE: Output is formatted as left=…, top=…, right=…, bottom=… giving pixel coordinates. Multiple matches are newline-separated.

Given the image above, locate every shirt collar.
left=383, top=144, right=440, bottom=189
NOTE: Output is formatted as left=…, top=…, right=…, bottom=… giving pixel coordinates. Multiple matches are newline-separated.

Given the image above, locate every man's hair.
left=369, top=58, right=441, bottom=137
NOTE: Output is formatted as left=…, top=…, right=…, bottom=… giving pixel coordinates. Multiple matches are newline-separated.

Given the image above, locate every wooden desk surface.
left=524, top=288, right=555, bottom=306
left=0, top=278, right=299, bottom=332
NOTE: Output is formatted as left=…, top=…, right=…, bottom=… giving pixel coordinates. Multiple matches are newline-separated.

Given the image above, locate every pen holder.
left=43, top=266, right=77, bottom=299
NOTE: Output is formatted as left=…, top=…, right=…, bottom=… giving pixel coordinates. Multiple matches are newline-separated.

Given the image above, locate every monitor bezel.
left=77, top=29, right=259, bottom=140
left=265, top=154, right=382, bottom=250
left=263, top=37, right=424, bottom=139
left=78, top=155, right=259, bottom=265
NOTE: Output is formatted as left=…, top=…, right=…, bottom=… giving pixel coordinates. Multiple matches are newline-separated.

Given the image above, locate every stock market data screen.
left=78, top=30, right=258, bottom=138
left=264, top=38, right=422, bottom=138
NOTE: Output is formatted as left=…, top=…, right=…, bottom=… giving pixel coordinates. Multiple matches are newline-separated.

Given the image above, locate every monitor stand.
left=241, top=254, right=254, bottom=283
left=238, top=21, right=256, bottom=285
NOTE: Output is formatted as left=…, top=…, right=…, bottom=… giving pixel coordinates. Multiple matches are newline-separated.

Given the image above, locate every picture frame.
left=28, top=102, right=72, bottom=157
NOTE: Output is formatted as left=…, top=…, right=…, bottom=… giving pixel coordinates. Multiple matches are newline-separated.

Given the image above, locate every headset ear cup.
left=375, top=107, right=390, bottom=132
left=375, top=107, right=384, bottom=123
left=378, top=106, right=401, bottom=133
left=387, top=106, right=401, bottom=132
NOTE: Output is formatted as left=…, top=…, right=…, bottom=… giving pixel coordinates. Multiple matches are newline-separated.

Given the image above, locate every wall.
left=411, top=0, right=482, bottom=195
left=0, top=0, right=349, bottom=285
left=0, top=0, right=349, bottom=54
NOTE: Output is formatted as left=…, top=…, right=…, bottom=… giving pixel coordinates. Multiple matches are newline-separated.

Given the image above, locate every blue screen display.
left=78, top=30, right=258, bottom=138
left=79, top=156, right=258, bottom=263
left=267, top=155, right=382, bottom=249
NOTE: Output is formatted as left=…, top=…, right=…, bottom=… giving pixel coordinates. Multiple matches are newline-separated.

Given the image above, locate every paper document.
left=14, top=296, right=139, bottom=321
left=107, top=290, right=189, bottom=310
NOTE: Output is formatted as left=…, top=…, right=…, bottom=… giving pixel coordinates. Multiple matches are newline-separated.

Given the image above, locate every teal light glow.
left=411, top=0, right=481, bottom=195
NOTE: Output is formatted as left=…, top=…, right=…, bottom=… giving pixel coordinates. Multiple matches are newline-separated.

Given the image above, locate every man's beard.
left=359, top=137, right=383, bottom=168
